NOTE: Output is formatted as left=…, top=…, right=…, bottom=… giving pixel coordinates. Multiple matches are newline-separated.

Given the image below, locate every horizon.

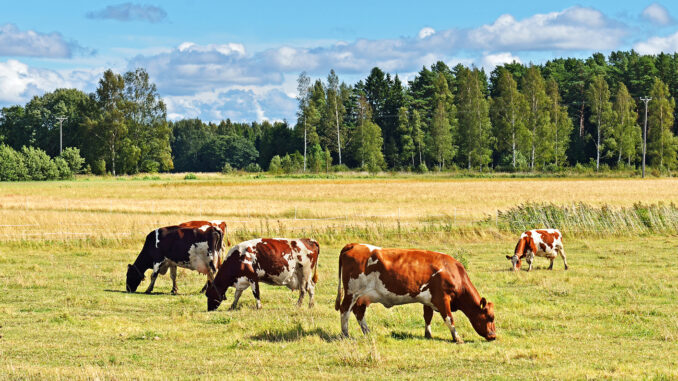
left=1, top=1, right=678, bottom=123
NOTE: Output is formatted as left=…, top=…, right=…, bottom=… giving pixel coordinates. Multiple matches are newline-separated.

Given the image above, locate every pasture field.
left=1, top=176, right=677, bottom=380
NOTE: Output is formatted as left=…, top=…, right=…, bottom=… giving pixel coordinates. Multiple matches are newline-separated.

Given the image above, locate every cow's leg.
left=526, top=253, right=534, bottom=272
left=433, top=295, right=463, bottom=343
left=306, top=278, right=316, bottom=308
left=170, top=265, right=178, bottom=295
left=548, top=257, right=554, bottom=270
left=251, top=279, right=262, bottom=309
left=229, top=288, right=244, bottom=310
left=423, top=305, right=434, bottom=339
left=559, top=247, right=569, bottom=270
left=296, top=287, right=306, bottom=307
left=352, top=301, right=369, bottom=334
left=144, top=262, right=164, bottom=294
left=339, top=293, right=356, bottom=337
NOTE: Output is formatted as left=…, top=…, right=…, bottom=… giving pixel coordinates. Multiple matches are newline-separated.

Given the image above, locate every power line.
left=640, top=97, right=652, bottom=178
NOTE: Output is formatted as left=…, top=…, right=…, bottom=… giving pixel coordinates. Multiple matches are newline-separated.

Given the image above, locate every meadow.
left=1, top=175, right=677, bottom=380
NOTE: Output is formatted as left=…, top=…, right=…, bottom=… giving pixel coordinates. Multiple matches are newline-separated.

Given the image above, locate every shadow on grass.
left=103, top=289, right=170, bottom=295
left=390, top=331, right=482, bottom=344
left=250, top=323, right=341, bottom=343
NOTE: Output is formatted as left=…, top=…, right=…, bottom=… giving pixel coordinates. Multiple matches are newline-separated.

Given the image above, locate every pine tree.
left=397, top=107, right=415, bottom=167
left=411, top=109, right=425, bottom=166
left=296, top=72, right=311, bottom=171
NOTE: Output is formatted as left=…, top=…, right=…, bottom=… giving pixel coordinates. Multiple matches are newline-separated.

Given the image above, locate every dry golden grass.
left=1, top=175, right=678, bottom=242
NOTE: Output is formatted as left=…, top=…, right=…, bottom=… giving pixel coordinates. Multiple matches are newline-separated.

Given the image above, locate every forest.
left=0, top=50, right=677, bottom=178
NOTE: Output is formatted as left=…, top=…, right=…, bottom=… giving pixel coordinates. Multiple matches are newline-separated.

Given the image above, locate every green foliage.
left=53, top=157, right=73, bottom=179
left=92, top=159, right=106, bottom=175
left=221, top=163, right=234, bottom=174
left=184, top=173, right=197, bottom=180
left=21, top=146, right=59, bottom=180
left=268, top=155, right=282, bottom=174
left=244, top=163, right=262, bottom=173
left=648, top=78, right=677, bottom=169
left=198, top=135, right=258, bottom=170
left=59, top=147, right=85, bottom=174
left=0, top=144, right=28, bottom=180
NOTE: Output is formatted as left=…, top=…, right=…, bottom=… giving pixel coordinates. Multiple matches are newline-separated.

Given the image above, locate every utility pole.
left=55, top=116, right=67, bottom=155
left=640, top=97, right=651, bottom=178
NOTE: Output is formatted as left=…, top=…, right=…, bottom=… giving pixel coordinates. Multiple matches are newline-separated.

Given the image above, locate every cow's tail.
left=334, top=255, right=343, bottom=311
left=312, top=264, right=318, bottom=284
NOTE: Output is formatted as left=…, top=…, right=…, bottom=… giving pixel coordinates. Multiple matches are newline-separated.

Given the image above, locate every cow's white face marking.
left=188, top=241, right=211, bottom=274
left=155, top=229, right=160, bottom=248
left=359, top=244, right=382, bottom=253
left=366, top=257, right=379, bottom=267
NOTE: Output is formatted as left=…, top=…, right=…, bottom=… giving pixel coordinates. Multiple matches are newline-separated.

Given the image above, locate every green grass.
left=1, top=237, right=676, bottom=380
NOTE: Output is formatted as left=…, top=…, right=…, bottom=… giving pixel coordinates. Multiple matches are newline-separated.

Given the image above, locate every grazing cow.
left=178, top=220, right=231, bottom=269
left=126, top=226, right=223, bottom=294
left=507, top=229, right=568, bottom=271
left=335, top=243, right=496, bottom=342
left=206, top=238, right=319, bottom=312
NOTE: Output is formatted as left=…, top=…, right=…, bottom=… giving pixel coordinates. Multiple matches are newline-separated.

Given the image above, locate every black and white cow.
left=126, top=226, right=223, bottom=294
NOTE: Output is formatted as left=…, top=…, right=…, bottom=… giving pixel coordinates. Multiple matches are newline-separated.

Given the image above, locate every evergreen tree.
left=296, top=71, right=311, bottom=171
left=411, top=109, right=425, bottom=166
left=397, top=107, right=415, bottom=167
left=350, top=95, right=385, bottom=172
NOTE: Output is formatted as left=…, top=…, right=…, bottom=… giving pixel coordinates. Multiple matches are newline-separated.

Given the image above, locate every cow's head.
left=507, top=236, right=530, bottom=271
left=470, top=297, right=497, bottom=341
left=205, top=281, right=226, bottom=311
left=125, top=264, right=145, bottom=292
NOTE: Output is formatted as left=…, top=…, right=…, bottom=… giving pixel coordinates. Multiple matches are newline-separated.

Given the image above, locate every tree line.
left=1, top=50, right=677, bottom=178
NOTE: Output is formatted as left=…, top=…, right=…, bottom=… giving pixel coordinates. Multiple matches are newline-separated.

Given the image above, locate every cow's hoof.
left=454, top=337, right=464, bottom=344
left=171, top=290, right=178, bottom=295
left=425, top=332, right=432, bottom=339
left=144, top=290, right=152, bottom=294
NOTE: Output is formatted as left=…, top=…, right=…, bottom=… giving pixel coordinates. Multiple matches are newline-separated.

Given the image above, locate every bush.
left=221, top=163, right=234, bottom=174
left=332, top=164, right=350, bottom=172
left=140, top=160, right=160, bottom=173
left=53, top=157, right=73, bottom=179
left=0, top=144, right=28, bottom=181
left=184, top=173, right=197, bottom=180
left=244, top=163, right=262, bottom=173
left=416, top=163, right=428, bottom=173
left=92, top=159, right=107, bottom=175
left=268, top=155, right=282, bottom=174
left=59, top=147, right=85, bottom=174
left=21, top=146, right=58, bottom=180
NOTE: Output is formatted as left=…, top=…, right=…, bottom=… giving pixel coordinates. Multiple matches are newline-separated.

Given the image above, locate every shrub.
left=416, top=163, right=428, bottom=173
left=21, top=146, right=58, bottom=180
left=268, top=155, right=282, bottom=174
left=244, top=163, right=262, bottom=173
left=332, top=164, right=350, bottom=172
left=59, top=147, right=85, bottom=174
left=221, top=163, right=233, bottom=174
left=184, top=173, right=197, bottom=180
left=53, top=157, right=73, bottom=179
left=92, top=159, right=107, bottom=175
left=140, top=160, right=160, bottom=173
left=0, top=144, right=28, bottom=181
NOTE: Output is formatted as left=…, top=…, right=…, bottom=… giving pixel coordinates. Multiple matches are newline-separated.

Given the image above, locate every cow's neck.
left=132, top=251, right=153, bottom=271
left=454, top=282, right=483, bottom=322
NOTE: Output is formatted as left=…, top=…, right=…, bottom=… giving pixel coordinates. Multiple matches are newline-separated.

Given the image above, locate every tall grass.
left=497, top=202, right=678, bottom=237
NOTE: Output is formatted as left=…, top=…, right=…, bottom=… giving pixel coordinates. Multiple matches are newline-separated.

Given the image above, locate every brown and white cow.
left=507, top=229, right=568, bottom=271
left=178, top=220, right=231, bottom=269
left=126, top=226, right=223, bottom=294
left=206, top=238, right=319, bottom=311
left=335, top=243, right=496, bottom=342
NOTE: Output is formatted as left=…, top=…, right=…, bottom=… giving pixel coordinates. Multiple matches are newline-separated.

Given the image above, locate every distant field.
left=1, top=176, right=677, bottom=379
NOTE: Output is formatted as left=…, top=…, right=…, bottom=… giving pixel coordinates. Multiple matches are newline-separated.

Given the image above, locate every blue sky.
left=1, top=1, right=678, bottom=123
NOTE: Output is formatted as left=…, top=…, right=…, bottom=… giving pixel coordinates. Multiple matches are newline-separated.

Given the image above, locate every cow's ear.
left=480, top=297, right=487, bottom=310
left=128, top=264, right=132, bottom=268
left=505, top=255, right=512, bottom=260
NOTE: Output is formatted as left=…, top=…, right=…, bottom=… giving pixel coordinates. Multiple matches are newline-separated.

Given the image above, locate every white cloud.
left=467, top=7, right=627, bottom=51
left=642, top=3, right=674, bottom=26
left=480, top=52, right=522, bottom=70
left=0, top=59, right=100, bottom=104
left=86, top=3, right=167, bottom=23
left=0, top=24, right=92, bottom=58
left=418, top=27, right=435, bottom=39
left=634, top=30, right=678, bottom=55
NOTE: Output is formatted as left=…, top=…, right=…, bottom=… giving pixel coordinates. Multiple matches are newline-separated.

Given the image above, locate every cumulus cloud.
left=0, top=24, right=92, bottom=58
left=634, top=31, right=678, bottom=55
left=467, top=7, right=627, bottom=51
left=642, top=3, right=674, bottom=26
left=480, top=52, right=522, bottom=70
left=418, top=27, right=435, bottom=39
left=0, top=60, right=100, bottom=104
left=86, top=3, right=167, bottom=23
